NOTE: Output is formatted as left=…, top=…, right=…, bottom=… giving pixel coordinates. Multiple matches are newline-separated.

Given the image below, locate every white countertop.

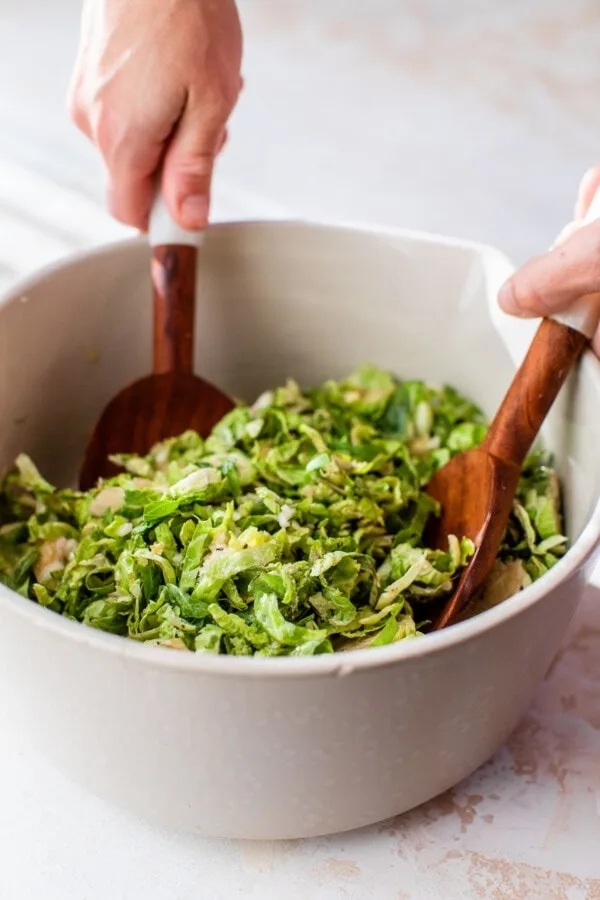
left=2, top=1, right=600, bottom=898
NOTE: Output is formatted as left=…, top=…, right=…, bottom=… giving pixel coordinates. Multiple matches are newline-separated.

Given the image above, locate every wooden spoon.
left=427, top=198, right=600, bottom=631
left=79, top=196, right=234, bottom=490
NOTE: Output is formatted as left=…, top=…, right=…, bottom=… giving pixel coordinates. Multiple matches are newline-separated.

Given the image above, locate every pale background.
left=1, top=2, right=600, bottom=898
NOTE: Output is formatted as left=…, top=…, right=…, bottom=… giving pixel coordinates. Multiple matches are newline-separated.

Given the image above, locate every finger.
left=106, top=173, right=156, bottom=232
left=105, top=145, right=162, bottom=232
left=67, top=82, right=93, bottom=139
left=550, top=220, right=582, bottom=250
left=575, top=166, right=600, bottom=220
left=499, top=219, right=600, bottom=318
left=161, top=104, right=225, bottom=231
left=550, top=167, right=600, bottom=250
left=95, top=115, right=167, bottom=231
left=218, top=127, right=228, bottom=154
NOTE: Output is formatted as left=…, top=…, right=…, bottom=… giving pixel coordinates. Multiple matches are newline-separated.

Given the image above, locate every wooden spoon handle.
left=482, top=317, right=588, bottom=466
left=149, top=192, right=203, bottom=375
left=152, top=245, right=197, bottom=374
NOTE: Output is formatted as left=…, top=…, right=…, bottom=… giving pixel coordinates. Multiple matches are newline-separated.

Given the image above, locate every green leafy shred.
left=0, top=366, right=567, bottom=655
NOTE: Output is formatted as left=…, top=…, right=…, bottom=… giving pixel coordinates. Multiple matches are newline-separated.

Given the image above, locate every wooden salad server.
left=79, top=195, right=234, bottom=490
left=427, top=192, right=600, bottom=630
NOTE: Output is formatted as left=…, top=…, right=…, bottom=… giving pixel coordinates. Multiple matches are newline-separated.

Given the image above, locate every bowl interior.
left=1, top=220, right=600, bottom=547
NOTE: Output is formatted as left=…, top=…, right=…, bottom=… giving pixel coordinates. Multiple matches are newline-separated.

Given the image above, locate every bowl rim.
left=1, top=217, right=599, bottom=679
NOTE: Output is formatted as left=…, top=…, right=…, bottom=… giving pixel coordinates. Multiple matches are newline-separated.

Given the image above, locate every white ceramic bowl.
left=1, top=221, right=600, bottom=840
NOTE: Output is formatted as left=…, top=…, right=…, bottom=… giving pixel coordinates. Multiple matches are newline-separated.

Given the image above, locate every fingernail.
left=498, top=280, right=522, bottom=316
left=179, top=194, right=209, bottom=230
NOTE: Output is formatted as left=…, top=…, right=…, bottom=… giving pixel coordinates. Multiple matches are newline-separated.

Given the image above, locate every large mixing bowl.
left=0, top=221, right=599, bottom=840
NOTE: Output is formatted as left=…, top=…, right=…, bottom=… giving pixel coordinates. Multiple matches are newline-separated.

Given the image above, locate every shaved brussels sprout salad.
left=0, top=365, right=566, bottom=656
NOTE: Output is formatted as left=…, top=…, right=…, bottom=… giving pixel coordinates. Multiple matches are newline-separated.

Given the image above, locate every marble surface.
left=1, top=1, right=600, bottom=898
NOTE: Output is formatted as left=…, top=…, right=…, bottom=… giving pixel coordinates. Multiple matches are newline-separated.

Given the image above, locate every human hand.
left=498, top=167, right=600, bottom=356
left=68, top=0, right=243, bottom=232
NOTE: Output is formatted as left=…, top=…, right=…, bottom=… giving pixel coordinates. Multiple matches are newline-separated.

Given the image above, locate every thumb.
left=498, top=219, right=600, bottom=319
left=575, top=166, right=600, bottom=221
left=161, top=112, right=224, bottom=231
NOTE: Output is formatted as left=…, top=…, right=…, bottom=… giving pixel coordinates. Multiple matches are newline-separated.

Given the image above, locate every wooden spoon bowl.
left=426, top=318, right=588, bottom=630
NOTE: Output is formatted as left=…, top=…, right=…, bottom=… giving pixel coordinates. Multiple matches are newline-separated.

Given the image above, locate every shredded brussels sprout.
left=0, top=365, right=566, bottom=655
